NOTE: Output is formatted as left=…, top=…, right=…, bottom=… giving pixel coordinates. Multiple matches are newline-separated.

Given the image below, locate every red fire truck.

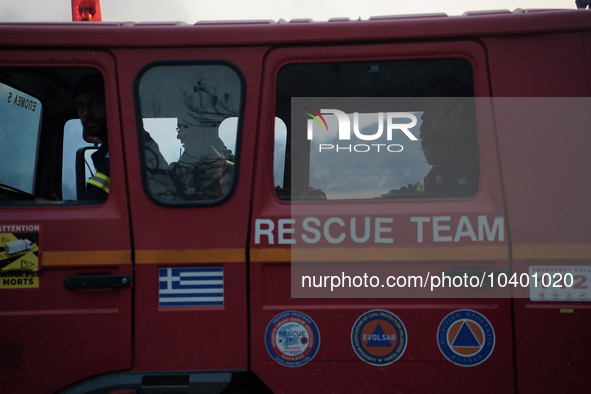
left=1, top=5, right=590, bottom=393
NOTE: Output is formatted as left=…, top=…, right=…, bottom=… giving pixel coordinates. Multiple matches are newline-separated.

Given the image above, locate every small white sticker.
left=529, top=266, right=590, bottom=302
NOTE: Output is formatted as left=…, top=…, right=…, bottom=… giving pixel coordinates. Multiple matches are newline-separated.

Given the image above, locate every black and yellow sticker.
left=0, top=271, right=39, bottom=289
left=1, top=231, right=40, bottom=271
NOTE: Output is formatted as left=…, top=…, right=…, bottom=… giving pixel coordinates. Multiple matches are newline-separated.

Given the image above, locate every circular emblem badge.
left=265, top=311, right=320, bottom=367
left=351, top=309, right=407, bottom=366
left=437, top=309, right=495, bottom=367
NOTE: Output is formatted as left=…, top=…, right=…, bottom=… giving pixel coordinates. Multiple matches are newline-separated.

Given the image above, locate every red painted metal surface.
left=0, top=9, right=589, bottom=393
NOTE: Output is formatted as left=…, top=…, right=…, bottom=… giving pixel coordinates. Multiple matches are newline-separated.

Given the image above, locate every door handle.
left=64, top=274, right=131, bottom=290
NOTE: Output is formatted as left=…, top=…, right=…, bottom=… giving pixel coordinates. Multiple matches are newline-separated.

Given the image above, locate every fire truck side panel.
left=0, top=10, right=590, bottom=393
left=0, top=51, right=132, bottom=393
left=486, top=32, right=591, bottom=393
left=248, top=41, right=514, bottom=393
left=113, top=45, right=268, bottom=372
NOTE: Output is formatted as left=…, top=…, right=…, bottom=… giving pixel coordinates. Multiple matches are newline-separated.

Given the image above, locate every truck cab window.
left=136, top=63, right=243, bottom=205
left=0, top=68, right=109, bottom=205
left=274, top=59, right=479, bottom=201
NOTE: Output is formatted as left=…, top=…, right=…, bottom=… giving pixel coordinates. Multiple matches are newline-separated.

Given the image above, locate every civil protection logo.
left=265, top=310, right=320, bottom=367
left=351, top=309, right=407, bottom=366
left=437, top=309, right=495, bottom=367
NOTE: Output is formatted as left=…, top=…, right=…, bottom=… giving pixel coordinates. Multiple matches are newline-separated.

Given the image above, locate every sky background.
left=0, top=0, right=580, bottom=23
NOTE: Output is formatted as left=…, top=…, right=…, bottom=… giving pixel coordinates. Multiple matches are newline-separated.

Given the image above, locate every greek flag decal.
left=158, top=267, right=224, bottom=307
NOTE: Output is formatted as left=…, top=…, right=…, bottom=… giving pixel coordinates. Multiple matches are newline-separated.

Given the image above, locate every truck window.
left=136, top=63, right=243, bottom=204
left=0, top=67, right=110, bottom=204
left=274, top=59, right=479, bottom=201
left=0, top=81, right=42, bottom=200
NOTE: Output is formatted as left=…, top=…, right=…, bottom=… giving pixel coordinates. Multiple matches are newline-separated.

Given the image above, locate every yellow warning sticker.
left=0, top=271, right=39, bottom=289
left=1, top=231, right=40, bottom=272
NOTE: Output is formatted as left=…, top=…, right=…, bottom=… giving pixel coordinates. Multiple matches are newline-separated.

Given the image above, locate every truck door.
left=485, top=32, right=591, bottom=393
left=249, top=42, right=514, bottom=392
left=0, top=51, right=132, bottom=393
left=114, top=47, right=262, bottom=379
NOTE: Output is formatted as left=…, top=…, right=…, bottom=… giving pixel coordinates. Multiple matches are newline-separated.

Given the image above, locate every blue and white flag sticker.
left=265, top=311, right=320, bottom=367
left=437, top=309, right=495, bottom=367
left=158, top=267, right=223, bottom=307
left=351, top=309, right=407, bottom=366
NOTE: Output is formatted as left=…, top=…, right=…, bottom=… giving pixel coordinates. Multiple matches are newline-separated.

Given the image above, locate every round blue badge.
left=265, top=311, right=320, bottom=367
left=437, top=309, right=495, bottom=367
left=351, top=309, right=407, bottom=366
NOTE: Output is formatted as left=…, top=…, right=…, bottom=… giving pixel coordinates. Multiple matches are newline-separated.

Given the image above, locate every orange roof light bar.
left=72, top=0, right=102, bottom=21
